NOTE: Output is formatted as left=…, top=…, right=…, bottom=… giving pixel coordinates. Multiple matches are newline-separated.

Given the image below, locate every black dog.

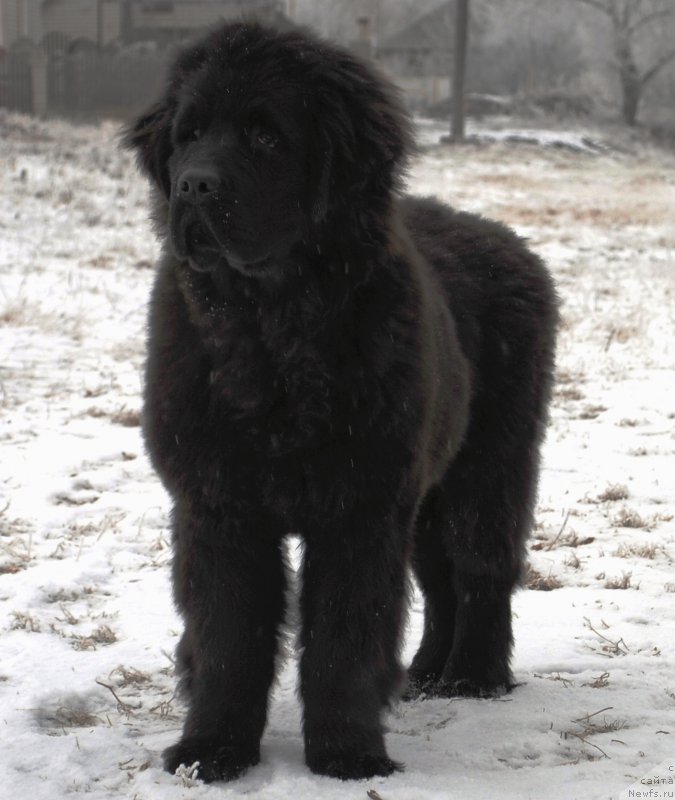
left=125, top=21, right=558, bottom=783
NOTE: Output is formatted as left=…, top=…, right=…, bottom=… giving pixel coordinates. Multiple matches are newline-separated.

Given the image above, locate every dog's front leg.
left=163, top=498, right=285, bottom=783
left=300, top=509, right=410, bottom=779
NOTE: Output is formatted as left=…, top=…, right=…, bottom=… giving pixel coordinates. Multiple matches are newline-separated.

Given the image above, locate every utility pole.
left=451, top=0, right=470, bottom=143
left=120, top=0, right=133, bottom=44
left=96, top=0, right=104, bottom=50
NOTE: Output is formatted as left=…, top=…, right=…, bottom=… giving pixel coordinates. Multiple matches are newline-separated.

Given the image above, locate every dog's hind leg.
left=428, top=336, right=554, bottom=698
left=406, top=487, right=457, bottom=698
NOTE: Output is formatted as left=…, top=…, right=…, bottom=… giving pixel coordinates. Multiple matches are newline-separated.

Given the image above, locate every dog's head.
left=124, top=23, right=413, bottom=277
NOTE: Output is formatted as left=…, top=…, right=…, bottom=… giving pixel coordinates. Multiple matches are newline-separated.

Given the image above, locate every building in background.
left=0, top=0, right=293, bottom=117
left=377, top=3, right=455, bottom=110
left=1, top=0, right=113, bottom=48
left=0, top=0, right=289, bottom=50
left=128, top=0, right=290, bottom=46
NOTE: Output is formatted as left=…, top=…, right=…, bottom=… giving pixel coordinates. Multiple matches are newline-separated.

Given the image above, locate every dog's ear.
left=311, top=50, right=414, bottom=217
left=308, top=130, right=333, bottom=224
left=122, top=101, right=173, bottom=198
left=123, top=45, right=208, bottom=198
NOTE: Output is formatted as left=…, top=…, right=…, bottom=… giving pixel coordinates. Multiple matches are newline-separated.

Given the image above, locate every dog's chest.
left=203, top=308, right=336, bottom=452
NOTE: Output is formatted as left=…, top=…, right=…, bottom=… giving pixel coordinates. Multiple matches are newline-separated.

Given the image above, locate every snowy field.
left=1, top=110, right=674, bottom=800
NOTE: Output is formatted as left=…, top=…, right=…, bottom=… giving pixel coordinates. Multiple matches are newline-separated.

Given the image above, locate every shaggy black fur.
left=124, top=21, right=558, bottom=783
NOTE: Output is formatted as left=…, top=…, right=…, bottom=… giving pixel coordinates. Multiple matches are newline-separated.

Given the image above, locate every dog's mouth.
left=184, top=223, right=273, bottom=276
left=184, top=221, right=223, bottom=273
left=172, top=208, right=274, bottom=277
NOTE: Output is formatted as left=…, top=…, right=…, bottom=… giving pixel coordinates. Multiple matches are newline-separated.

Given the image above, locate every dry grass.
left=109, top=666, right=151, bottom=687
left=577, top=405, right=608, bottom=420
left=11, top=611, right=41, bottom=632
left=614, top=542, right=660, bottom=560
left=532, top=531, right=595, bottom=550
left=0, top=299, right=83, bottom=338
left=563, top=706, right=627, bottom=759
left=559, top=705, right=626, bottom=761
left=564, top=552, right=581, bottom=570
left=583, top=618, right=630, bottom=657
left=95, top=679, right=142, bottom=717
left=0, top=300, right=31, bottom=326
left=85, top=406, right=141, bottom=427
left=56, top=605, right=80, bottom=625
left=52, top=492, right=98, bottom=507
left=573, top=708, right=627, bottom=736
left=609, top=324, right=642, bottom=344
left=34, top=692, right=105, bottom=732
left=534, top=672, right=574, bottom=688
left=84, top=406, right=108, bottom=419
left=584, top=672, right=610, bottom=689
left=0, top=563, right=26, bottom=575
left=149, top=695, right=179, bottom=720
left=110, top=407, right=141, bottom=427
left=505, top=196, right=672, bottom=229
left=85, top=254, right=114, bottom=269
left=71, top=624, right=117, bottom=651
left=117, top=758, right=152, bottom=781
left=44, top=705, right=102, bottom=730
left=604, top=572, right=635, bottom=590
left=555, top=386, right=584, bottom=401
left=55, top=706, right=101, bottom=728
left=44, top=588, right=82, bottom=604
left=527, top=566, right=563, bottom=591
left=0, top=513, right=34, bottom=571
left=597, top=484, right=629, bottom=503
left=613, top=508, right=646, bottom=529
left=556, top=369, right=586, bottom=386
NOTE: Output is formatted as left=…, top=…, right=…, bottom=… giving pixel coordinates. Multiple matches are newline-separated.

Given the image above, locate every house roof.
left=378, top=2, right=454, bottom=54
left=136, top=0, right=279, bottom=7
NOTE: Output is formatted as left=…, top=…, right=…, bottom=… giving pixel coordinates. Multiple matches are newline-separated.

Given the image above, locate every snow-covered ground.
left=1, top=110, right=674, bottom=800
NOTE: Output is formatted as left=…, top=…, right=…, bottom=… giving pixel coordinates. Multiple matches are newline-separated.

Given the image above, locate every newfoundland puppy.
left=125, top=21, right=558, bottom=783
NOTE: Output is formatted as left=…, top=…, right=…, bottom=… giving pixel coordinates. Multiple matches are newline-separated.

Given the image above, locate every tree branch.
left=642, top=47, right=675, bottom=85
left=627, top=8, right=675, bottom=35
left=573, top=0, right=612, bottom=14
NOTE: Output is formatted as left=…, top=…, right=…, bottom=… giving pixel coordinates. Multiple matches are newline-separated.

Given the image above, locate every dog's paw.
left=307, top=750, right=403, bottom=780
left=163, top=738, right=259, bottom=783
left=401, top=669, right=439, bottom=701
left=428, top=675, right=515, bottom=699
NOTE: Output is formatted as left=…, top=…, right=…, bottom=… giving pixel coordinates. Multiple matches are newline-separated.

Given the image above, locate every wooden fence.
left=0, top=40, right=168, bottom=118
left=0, top=50, right=33, bottom=113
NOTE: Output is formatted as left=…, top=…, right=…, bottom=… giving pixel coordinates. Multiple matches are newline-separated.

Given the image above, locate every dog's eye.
left=255, top=130, right=279, bottom=149
left=176, top=126, right=201, bottom=144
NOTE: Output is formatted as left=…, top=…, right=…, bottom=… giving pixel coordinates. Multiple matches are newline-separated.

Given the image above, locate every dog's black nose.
left=176, top=168, right=219, bottom=203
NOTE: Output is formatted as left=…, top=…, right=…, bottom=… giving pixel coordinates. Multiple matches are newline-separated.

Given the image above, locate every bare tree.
left=574, top=0, right=675, bottom=125
left=451, top=0, right=471, bottom=142
left=294, top=0, right=439, bottom=42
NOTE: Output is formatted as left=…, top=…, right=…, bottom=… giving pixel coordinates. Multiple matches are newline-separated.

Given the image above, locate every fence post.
left=30, top=48, right=48, bottom=116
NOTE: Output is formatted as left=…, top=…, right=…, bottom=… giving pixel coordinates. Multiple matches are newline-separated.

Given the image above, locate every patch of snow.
left=1, top=110, right=674, bottom=799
